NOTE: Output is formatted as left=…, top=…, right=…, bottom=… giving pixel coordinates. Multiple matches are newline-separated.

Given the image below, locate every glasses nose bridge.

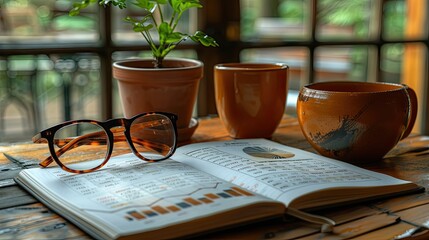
left=108, top=118, right=128, bottom=135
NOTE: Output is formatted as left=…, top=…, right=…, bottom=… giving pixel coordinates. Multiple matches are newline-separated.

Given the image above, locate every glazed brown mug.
left=214, top=63, right=289, bottom=138
left=297, top=81, right=418, bottom=162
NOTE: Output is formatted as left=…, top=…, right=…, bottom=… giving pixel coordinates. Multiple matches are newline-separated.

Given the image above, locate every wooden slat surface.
left=1, top=115, right=429, bottom=239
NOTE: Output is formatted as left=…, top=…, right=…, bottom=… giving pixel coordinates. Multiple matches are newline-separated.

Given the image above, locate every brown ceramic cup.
left=214, top=63, right=289, bottom=138
left=297, top=81, right=418, bottom=162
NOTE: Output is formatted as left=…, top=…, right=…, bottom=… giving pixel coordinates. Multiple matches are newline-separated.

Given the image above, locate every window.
left=1, top=0, right=428, bottom=141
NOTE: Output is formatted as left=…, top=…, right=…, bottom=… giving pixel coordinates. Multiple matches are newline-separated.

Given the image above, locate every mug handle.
left=401, top=85, right=418, bottom=140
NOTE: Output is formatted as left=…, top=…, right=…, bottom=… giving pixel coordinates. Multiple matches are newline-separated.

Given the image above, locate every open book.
left=15, top=139, right=422, bottom=239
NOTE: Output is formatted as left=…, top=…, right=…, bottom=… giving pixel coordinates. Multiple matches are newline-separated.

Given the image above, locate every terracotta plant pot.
left=113, top=58, right=203, bottom=142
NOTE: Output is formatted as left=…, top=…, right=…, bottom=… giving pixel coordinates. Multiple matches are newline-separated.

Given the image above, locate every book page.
left=16, top=154, right=277, bottom=238
left=173, top=139, right=413, bottom=206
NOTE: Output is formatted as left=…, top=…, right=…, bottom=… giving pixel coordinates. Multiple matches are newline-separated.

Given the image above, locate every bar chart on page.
left=124, top=186, right=254, bottom=221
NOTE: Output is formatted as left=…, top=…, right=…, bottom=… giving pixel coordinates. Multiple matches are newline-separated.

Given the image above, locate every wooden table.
left=1, top=115, right=429, bottom=239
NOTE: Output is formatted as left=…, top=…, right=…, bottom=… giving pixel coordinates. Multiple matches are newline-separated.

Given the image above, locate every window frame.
left=0, top=0, right=428, bottom=138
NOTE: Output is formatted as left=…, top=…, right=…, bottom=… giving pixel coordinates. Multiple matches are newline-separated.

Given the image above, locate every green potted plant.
left=70, top=0, right=218, bottom=141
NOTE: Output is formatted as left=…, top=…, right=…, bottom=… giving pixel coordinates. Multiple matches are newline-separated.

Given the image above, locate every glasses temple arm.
left=129, top=137, right=173, bottom=156
left=38, top=131, right=108, bottom=167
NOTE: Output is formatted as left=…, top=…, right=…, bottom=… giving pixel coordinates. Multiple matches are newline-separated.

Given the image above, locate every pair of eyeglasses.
left=33, top=112, right=178, bottom=174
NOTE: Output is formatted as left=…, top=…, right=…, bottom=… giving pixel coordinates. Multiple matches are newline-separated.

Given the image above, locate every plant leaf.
left=125, top=16, right=153, bottom=32
left=153, top=0, right=168, bottom=4
left=190, top=31, right=219, bottom=47
left=158, top=22, right=172, bottom=44
left=169, top=0, right=181, bottom=12
left=100, top=0, right=127, bottom=9
left=180, top=0, right=202, bottom=12
left=134, top=23, right=154, bottom=32
left=166, top=32, right=184, bottom=44
left=134, top=0, right=155, bottom=10
left=169, top=0, right=201, bottom=13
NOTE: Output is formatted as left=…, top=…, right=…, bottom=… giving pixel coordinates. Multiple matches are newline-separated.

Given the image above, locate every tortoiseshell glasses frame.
left=32, top=112, right=178, bottom=174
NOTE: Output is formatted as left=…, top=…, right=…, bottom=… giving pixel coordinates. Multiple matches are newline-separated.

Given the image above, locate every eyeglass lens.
left=52, top=113, right=176, bottom=171
left=53, top=122, right=109, bottom=171
left=130, top=114, right=176, bottom=160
